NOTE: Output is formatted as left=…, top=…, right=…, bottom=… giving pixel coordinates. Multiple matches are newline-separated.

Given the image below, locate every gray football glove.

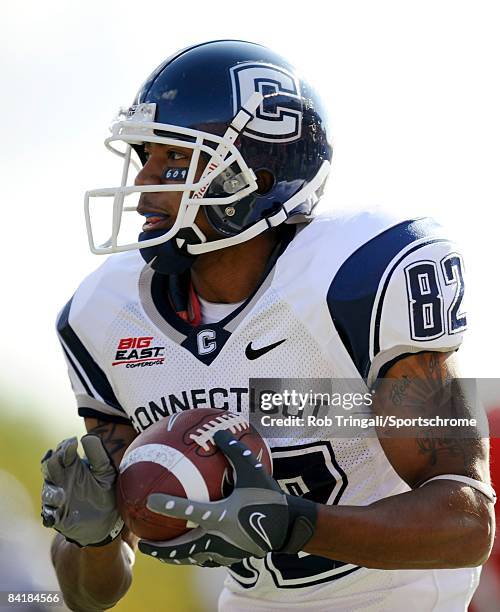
left=41, top=435, right=123, bottom=547
left=138, top=430, right=317, bottom=566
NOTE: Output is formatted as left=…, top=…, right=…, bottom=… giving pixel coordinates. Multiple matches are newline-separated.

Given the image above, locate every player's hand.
left=40, top=435, right=124, bottom=547
left=138, top=430, right=317, bottom=566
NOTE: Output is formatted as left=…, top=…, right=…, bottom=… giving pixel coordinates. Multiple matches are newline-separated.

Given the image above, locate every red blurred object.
left=116, top=408, right=272, bottom=541
left=469, top=407, right=500, bottom=612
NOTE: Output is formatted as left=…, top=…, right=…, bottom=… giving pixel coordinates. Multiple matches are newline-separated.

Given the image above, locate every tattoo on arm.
left=416, top=438, right=466, bottom=468
left=87, top=420, right=128, bottom=464
left=389, top=375, right=411, bottom=406
left=388, top=354, right=452, bottom=412
left=378, top=352, right=483, bottom=482
left=428, top=352, right=440, bottom=374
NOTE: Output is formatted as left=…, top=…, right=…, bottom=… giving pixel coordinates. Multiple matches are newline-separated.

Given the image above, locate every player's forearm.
left=51, top=533, right=133, bottom=611
left=304, top=480, right=494, bottom=569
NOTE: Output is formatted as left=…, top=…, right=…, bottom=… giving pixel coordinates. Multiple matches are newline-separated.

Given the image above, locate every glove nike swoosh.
left=248, top=512, right=273, bottom=549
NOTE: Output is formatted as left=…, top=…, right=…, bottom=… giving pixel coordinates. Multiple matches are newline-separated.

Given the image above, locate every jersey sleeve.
left=327, top=217, right=467, bottom=387
left=56, top=298, right=131, bottom=424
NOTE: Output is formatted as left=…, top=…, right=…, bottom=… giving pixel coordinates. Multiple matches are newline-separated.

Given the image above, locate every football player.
left=41, top=40, right=495, bottom=611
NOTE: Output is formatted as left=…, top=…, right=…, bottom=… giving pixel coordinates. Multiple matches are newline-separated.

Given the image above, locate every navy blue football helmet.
left=84, top=40, right=332, bottom=273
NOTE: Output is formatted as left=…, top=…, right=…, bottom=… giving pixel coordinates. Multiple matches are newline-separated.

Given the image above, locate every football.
left=116, top=408, right=273, bottom=541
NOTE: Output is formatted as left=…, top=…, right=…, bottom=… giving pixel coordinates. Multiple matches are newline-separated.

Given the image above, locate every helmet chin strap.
left=139, top=229, right=197, bottom=275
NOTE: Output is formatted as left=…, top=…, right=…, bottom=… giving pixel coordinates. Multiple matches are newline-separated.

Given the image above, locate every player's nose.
left=135, top=159, right=162, bottom=186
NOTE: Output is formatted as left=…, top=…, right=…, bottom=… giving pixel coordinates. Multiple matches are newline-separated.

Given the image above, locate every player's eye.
left=167, top=150, right=188, bottom=161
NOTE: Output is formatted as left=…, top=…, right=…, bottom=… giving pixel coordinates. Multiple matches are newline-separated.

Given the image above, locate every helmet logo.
left=230, top=62, right=303, bottom=143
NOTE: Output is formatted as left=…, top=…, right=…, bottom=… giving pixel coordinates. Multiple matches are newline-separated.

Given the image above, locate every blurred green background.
left=0, top=403, right=212, bottom=612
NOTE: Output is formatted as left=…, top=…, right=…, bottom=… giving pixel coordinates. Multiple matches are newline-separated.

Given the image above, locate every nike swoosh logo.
left=245, top=339, right=286, bottom=360
left=248, top=512, right=273, bottom=549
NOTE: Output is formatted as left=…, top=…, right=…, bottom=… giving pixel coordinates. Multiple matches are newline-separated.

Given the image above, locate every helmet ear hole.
left=255, top=169, right=275, bottom=195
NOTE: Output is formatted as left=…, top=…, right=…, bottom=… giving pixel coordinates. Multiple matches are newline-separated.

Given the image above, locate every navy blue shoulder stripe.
left=327, top=217, right=444, bottom=380
left=57, top=298, right=124, bottom=412
left=61, top=345, right=92, bottom=397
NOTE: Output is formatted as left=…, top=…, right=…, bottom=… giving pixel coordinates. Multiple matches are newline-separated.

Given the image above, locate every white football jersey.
left=57, top=210, right=476, bottom=610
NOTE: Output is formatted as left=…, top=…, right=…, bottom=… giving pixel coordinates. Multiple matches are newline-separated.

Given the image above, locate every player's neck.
left=190, top=230, right=279, bottom=303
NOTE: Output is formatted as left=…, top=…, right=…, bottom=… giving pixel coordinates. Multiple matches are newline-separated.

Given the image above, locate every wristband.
left=63, top=517, right=124, bottom=548
left=278, top=496, right=318, bottom=554
left=87, top=517, right=125, bottom=547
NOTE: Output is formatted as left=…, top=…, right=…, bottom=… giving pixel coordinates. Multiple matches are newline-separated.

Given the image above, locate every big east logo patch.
left=113, top=337, right=165, bottom=368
